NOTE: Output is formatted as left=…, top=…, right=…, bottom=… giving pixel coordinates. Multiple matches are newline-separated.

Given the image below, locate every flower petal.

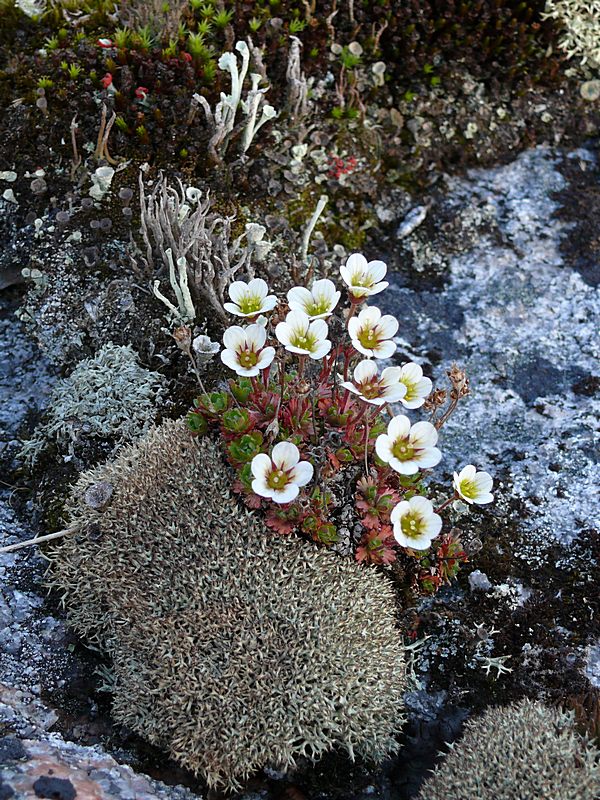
left=251, top=453, right=272, bottom=481
left=388, top=457, right=419, bottom=475
left=291, top=460, right=314, bottom=487
left=271, top=441, right=300, bottom=470
left=387, top=414, right=411, bottom=440
left=473, top=471, right=494, bottom=493
left=410, top=421, right=438, bottom=448
left=310, top=340, right=332, bottom=359
left=401, top=362, right=423, bottom=382
left=221, top=350, right=243, bottom=373
left=459, top=464, right=477, bottom=482
left=340, top=381, right=359, bottom=395
left=409, top=495, right=434, bottom=516
left=228, top=281, right=248, bottom=305
left=415, top=447, right=442, bottom=469
left=375, top=434, right=392, bottom=463
left=260, top=295, right=278, bottom=312
left=390, top=501, right=410, bottom=525
left=275, top=322, right=292, bottom=346
left=223, top=302, right=247, bottom=316
left=366, top=259, right=387, bottom=283
left=473, top=492, right=494, bottom=505
left=245, top=323, right=267, bottom=350
left=345, top=252, right=367, bottom=275
left=223, top=325, right=247, bottom=352
left=380, top=366, right=403, bottom=385
left=383, top=384, right=408, bottom=403
left=309, top=318, right=329, bottom=340
left=367, top=281, right=389, bottom=295
left=347, top=317, right=360, bottom=339
left=373, top=340, right=397, bottom=359
left=377, top=314, right=399, bottom=339
left=354, top=359, right=377, bottom=383
left=251, top=476, right=271, bottom=499
left=256, top=347, right=276, bottom=369
left=247, top=277, right=268, bottom=300
left=359, top=306, right=382, bottom=326
left=287, top=286, right=313, bottom=310
left=270, top=484, right=300, bottom=504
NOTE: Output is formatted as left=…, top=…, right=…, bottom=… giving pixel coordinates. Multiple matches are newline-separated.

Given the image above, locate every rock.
left=381, top=146, right=599, bottom=546
left=396, top=206, right=429, bottom=239
left=0, top=688, right=203, bottom=800
left=468, top=570, right=493, bottom=591
left=83, top=482, right=113, bottom=510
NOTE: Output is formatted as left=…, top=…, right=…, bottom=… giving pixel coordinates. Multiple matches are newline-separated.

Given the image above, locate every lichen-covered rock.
left=418, top=699, right=600, bottom=800
left=0, top=684, right=202, bottom=800
left=19, top=342, right=167, bottom=465
left=48, top=420, right=406, bottom=791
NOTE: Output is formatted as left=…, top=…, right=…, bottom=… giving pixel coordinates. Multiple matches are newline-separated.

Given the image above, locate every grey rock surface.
left=0, top=306, right=203, bottom=799
left=0, top=685, right=202, bottom=799
left=383, top=146, right=599, bottom=546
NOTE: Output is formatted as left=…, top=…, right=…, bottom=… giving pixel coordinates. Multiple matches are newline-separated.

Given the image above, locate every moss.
left=47, top=419, right=406, bottom=791
left=418, top=699, right=600, bottom=800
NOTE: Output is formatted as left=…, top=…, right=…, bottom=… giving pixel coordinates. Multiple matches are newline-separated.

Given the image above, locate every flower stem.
left=363, top=415, right=370, bottom=476
left=434, top=494, right=458, bottom=514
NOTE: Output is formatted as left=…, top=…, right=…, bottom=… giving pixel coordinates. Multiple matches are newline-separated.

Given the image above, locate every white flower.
left=453, top=465, right=494, bottom=505
left=375, top=415, right=441, bottom=475
left=340, top=252, right=389, bottom=299
left=275, top=310, right=331, bottom=359
left=223, top=278, right=277, bottom=318
left=391, top=496, right=442, bottom=551
left=220, top=324, right=275, bottom=377
left=348, top=306, right=398, bottom=359
left=192, top=334, right=220, bottom=364
left=340, top=360, right=406, bottom=406
left=287, top=279, right=341, bottom=320
left=398, top=362, right=433, bottom=409
left=251, top=441, right=314, bottom=504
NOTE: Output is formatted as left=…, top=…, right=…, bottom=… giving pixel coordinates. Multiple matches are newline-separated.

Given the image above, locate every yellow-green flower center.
left=391, top=439, right=415, bottom=461
left=291, top=330, right=318, bottom=352
left=402, top=378, right=417, bottom=402
left=306, top=297, right=330, bottom=316
left=350, top=272, right=372, bottom=288
left=239, top=294, right=263, bottom=315
left=267, top=469, right=290, bottom=490
left=401, top=511, right=423, bottom=539
left=459, top=478, right=478, bottom=500
left=238, top=349, right=258, bottom=368
left=358, top=327, right=380, bottom=350
left=359, top=379, right=382, bottom=400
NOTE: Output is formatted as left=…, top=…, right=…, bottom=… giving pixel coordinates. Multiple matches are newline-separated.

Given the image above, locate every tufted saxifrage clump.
left=418, top=699, right=600, bottom=800
left=47, top=420, right=406, bottom=791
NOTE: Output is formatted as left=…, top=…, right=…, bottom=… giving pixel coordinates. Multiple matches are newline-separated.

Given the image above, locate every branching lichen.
left=139, top=173, right=250, bottom=323
left=19, top=343, right=167, bottom=465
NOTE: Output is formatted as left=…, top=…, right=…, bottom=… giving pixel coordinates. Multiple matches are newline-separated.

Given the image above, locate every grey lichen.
left=20, top=343, right=167, bottom=465
left=139, top=173, right=250, bottom=323
left=418, top=699, right=600, bottom=800
left=47, top=420, right=406, bottom=791
left=543, top=1, right=600, bottom=68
